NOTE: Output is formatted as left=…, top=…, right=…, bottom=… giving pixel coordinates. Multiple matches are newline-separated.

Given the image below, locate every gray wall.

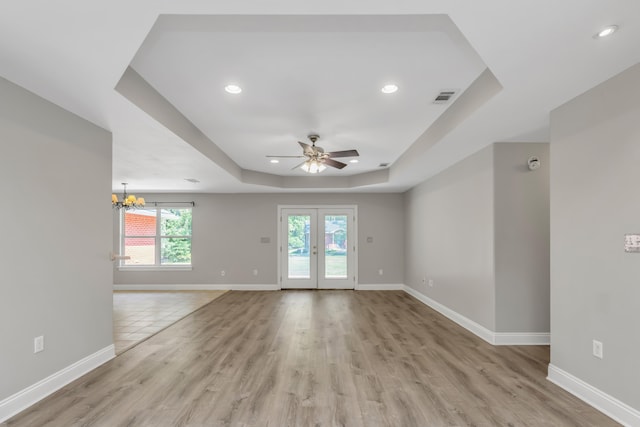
left=114, top=193, right=404, bottom=286
left=494, top=143, right=550, bottom=333
left=404, top=146, right=496, bottom=330
left=404, top=143, right=550, bottom=334
left=550, top=63, right=640, bottom=409
left=0, top=77, right=113, bottom=400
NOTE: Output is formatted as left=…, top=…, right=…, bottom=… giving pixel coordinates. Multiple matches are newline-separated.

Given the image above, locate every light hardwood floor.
left=5, top=291, right=618, bottom=426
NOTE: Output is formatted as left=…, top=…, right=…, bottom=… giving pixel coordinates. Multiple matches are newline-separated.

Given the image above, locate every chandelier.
left=112, top=183, right=145, bottom=210
left=300, top=159, right=326, bottom=174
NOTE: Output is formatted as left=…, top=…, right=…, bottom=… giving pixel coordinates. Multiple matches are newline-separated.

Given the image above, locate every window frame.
left=118, top=206, right=193, bottom=271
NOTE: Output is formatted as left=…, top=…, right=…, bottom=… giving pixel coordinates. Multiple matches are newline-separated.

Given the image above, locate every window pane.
left=124, top=237, right=156, bottom=265
left=124, top=210, right=157, bottom=236
left=161, top=238, right=192, bottom=265
left=288, top=215, right=310, bottom=278
left=324, top=215, right=347, bottom=278
left=161, top=208, right=192, bottom=236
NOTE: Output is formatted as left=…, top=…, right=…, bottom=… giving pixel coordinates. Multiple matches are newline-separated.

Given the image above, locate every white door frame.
left=277, top=205, right=358, bottom=290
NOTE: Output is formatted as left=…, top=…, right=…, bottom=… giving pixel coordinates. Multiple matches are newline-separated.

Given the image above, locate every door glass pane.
left=324, top=215, right=348, bottom=278
left=288, top=215, right=310, bottom=278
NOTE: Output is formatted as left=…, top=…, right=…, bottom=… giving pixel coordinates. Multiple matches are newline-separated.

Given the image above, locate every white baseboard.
left=494, top=332, right=550, bottom=345
left=402, top=286, right=549, bottom=346
left=403, top=285, right=496, bottom=344
left=113, top=284, right=279, bottom=291
left=229, top=284, right=280, bottom=291
left=0, top=345, right=115, bottom=423
left=548, top=364, right=640, bottom=427
left=356, top=284, right=404, bottom=291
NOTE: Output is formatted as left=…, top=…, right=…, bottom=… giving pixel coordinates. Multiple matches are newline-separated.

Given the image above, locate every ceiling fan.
left=266, top=134, right=360, bottom=173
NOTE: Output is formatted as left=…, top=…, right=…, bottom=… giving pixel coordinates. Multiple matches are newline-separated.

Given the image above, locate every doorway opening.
left=278, top=206, right=357, bottom=289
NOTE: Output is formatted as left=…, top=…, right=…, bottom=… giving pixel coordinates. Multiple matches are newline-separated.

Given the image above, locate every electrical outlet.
left=422, top=277, right=426, bottom=284
left=378, top=269, right=383, bottom=276
left=34, top=336, right=44, bottom=353
left=253, top=269, right=258, bottom=276
left=592, top=340, right=603, bottom=359
left=428, top=279, right=434, bottom=287
left=221, top=270, right=226, bottom=277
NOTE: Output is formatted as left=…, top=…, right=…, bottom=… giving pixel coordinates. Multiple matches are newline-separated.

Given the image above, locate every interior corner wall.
left=550, top=62, right=640, bottom=410
left=403, top=145, right=496, bottom=331
left=114, top=193, right=404, bottom=286
left=494, top=143, right=550, bottom=333
left=0, top=77, right=113, bottom=400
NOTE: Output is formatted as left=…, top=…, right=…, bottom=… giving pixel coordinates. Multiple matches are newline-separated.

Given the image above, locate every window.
left=120, top=207, right=192, bottom=268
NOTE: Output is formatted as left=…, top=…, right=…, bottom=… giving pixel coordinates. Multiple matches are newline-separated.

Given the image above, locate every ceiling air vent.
left=379, top=163, right=390, bottom=168
left=433, top=90, right=457, bottom=104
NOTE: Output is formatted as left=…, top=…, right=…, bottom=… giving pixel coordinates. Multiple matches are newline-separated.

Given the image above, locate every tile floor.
left=113, top=290, right=228, bottom=354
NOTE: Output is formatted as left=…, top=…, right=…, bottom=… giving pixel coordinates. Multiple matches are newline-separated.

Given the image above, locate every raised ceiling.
left=130, top=15, right=485, bottom=177
left=0, top=1, right=638, bottom=193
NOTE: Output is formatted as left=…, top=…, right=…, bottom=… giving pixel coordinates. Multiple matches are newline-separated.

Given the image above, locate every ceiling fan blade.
left=265, top=155, right=305, bottom=158
left=298, top=141, right=315, bottom=156
left=324, top=158, right=348, bottom=169
left=327, top=149, right=359, bottom=158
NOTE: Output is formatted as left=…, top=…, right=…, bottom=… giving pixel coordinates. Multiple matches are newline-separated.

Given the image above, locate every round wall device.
left=527, top=156, right=541, bottom=171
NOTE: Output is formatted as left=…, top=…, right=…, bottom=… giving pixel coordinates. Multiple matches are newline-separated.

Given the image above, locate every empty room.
left=1, top=2, right=639, bottom=426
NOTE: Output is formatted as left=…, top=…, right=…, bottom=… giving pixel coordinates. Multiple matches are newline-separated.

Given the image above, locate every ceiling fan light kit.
left=267, top=134, right=360, bottom=174
left=300, top=160, right=327, bottom=173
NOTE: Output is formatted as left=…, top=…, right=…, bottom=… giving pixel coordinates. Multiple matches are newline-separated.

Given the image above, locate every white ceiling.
left=130, top=15, right=485, bottom=177
left=1, top=1, right=639, bottom=193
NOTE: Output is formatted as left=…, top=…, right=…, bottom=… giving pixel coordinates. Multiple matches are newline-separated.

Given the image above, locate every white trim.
left=117, top=266, right=192, bottom=272
left=229, top=284, right=280, bottom=291
left=494, top=332, right=550, bottom=345
left=357, top=284, right=404, bottom=291
left=547, top=364, right=640, bottom=427
left=113, top=284, right=278, bottom=291
left=402, top=285, right=549, bottom=346
left=0, top=345, right=115, bottom=423
left=403, top=285, right=496, bottom=344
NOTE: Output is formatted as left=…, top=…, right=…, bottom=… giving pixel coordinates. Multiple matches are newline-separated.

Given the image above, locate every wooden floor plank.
left=4, top=291, right=619, bottom=426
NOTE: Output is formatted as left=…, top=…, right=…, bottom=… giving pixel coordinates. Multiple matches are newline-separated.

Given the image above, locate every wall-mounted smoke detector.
left=433, top=90, right=457, bottom=104
left=527, top=156, right=541, bottom=171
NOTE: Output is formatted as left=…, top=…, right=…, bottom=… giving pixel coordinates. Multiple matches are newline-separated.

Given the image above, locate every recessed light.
left=270, top=159, right=279, bottom=164
left=595, top=25, right=618, bottom=38
left=349, top=159, right=359, bottom=163
left=381, top=84, right=398, bottom=94
left=224, top=84, right=242, bottom=94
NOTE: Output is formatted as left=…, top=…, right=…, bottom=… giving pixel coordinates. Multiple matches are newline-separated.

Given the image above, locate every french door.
left=279, top=206, right=356, bottom=289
